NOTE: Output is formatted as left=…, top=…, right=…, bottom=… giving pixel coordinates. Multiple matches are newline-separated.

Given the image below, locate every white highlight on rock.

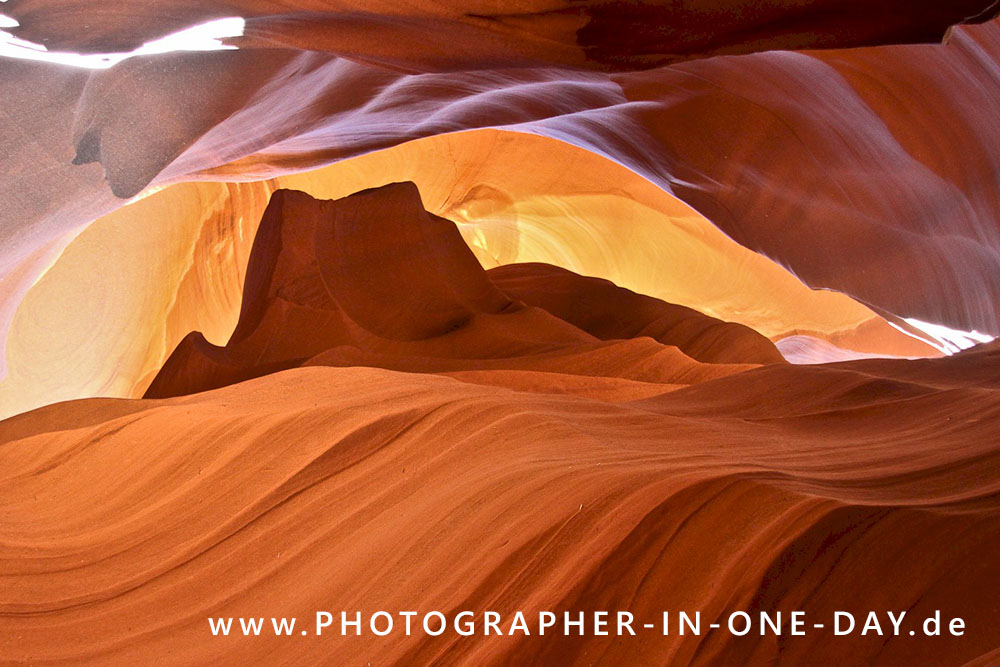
left=901, top=317, right=995, bottom=355
left=0, top=16, right=244, bottom=69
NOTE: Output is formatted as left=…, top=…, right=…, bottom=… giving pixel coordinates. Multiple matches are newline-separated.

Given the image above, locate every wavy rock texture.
left=2, top=3, right=1000, bottom=665
left=3, top=18, right=1000, bottom=381
left=3, top=311, right=999, bottom=665
left=3, top=184, right=999, bottom=664
left=6, top=0, right=998, bottom=67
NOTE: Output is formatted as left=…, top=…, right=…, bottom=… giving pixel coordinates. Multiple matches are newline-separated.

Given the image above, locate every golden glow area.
left=0, top=129, right=941, bottom=418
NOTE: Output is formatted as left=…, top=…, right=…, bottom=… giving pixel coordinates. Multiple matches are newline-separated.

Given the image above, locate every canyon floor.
left=2, top=186, right=997, bottom=665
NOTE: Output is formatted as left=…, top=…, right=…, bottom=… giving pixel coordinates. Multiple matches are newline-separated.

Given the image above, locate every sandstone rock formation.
left=2, top=4, right=999, bottom=665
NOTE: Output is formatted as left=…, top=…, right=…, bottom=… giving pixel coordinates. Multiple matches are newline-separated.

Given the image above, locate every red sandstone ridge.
left=488, top=263, right=786, bottom=366
left=145, top=184, right=772, bottom=399
left=2, top=329, right=998, bottom=665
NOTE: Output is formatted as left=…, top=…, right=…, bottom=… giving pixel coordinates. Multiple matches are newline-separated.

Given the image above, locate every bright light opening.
left=0, top=16, right=245, bottom=69
left=899, top=317, right=995, bottom=355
